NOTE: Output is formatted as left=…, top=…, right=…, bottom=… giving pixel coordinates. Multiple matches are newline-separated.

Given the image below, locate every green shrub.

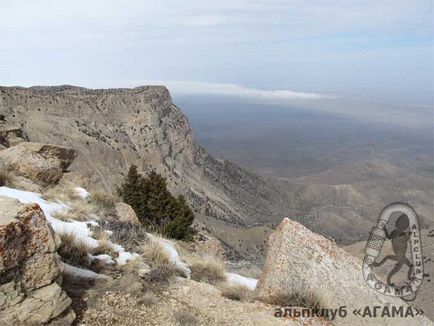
left=117, top=165, right=196, bottom=241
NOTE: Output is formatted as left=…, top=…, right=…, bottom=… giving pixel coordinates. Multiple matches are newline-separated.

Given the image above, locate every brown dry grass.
left=91, top=239, right=119, bottom=258
left=92, top=220, right=149, bottom=252
left=219, top=283, right=253, bottom=302
left=140, top=237, right=179, bottom=284
left=42, top=182, right=85, bottom=202
left=0, top=167, right=13, bottom=187
left=38, top=169, right=62, bottom=186
left=90, top=190, right=117, bottom=211
left=188, top=255, right=226, bottom=285
left=52, top=202, right=98, bottom=221
left=173, top=309, right=199, bottom=326
left=265, top=290, right=325, bottom=310
left=58, top=232, right=92, bottom=268
left=141, top=237, right=172, bottom=268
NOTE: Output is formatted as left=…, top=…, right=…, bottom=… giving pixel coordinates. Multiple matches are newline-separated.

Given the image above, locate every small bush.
left=117, top=165, right=196, bottom=241
left=174, top=309, right=198, bottom=326
left=189, top=255, right=226, bottom=285
left=58, top=232, right=92, bottom=268
left=220, top=284, right=253, bottom=302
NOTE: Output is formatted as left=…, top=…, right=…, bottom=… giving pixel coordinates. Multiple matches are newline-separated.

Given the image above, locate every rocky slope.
left=0, top=86, right=298, bottom=223
left=0, top=86, right=303, bottom=261
left=1, top=86, right=431, bottom=261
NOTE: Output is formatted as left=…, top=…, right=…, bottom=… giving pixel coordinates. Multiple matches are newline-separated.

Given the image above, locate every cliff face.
left=0, top=86, right=297, bottom=230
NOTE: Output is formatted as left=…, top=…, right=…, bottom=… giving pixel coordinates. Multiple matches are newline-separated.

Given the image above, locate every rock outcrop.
left=0, top=121, right=26, bottom=149
left=115, top=202, right=141, bottom=225
left=0, top=142, right=77, bottom=189
left=0, top=196, right=75, bottom=325
left=0, top=86, right=303, bottom=261
left=0, top=86, right=298, bottom=225
left=255, top=218, right=430, bottom=325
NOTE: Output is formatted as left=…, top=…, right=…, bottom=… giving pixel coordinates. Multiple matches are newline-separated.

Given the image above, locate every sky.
left=0, top=0, right=433, bottom=106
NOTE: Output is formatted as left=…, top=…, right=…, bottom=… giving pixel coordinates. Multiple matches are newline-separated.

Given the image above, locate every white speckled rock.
left=255, top=218, right=431, bottom=325
left=0, top=196, right=74, bottom=325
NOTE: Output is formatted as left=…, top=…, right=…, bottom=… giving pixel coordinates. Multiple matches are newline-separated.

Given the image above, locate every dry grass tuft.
left=42, top=183, right=85, bottom=202
left=52, top=202, right=98, bottom=221
left=219, top=283, right=253, bottom=302
left=174, top=309, right=198, bottom=326
left=140, top=237, right=178, bottom=283
left=94, top=220, right=149, bottom=252
left=266, top=290, right=324, bottom=310
left=91, top=240, right=119, bottom=258
left=38, top=169, right=62, bottom=186
left=188, top=255, right=226, bottom=285
left=90, top=191, right=117, bottom=210
left=141, top=238, right=172, bottom=268
left=0, top=168, right=13, bottom=187
left=58, top=232, right=92, bottom=268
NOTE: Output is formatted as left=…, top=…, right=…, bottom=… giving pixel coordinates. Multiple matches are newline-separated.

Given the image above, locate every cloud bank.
left=151, top=80, right=333, bottom=100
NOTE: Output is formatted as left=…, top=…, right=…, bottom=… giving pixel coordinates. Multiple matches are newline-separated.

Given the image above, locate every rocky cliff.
left=0, top=86, right=300, bottom=249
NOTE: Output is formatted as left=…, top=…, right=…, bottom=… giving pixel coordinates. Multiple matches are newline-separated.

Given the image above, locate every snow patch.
left=226, top=272, right=258, bottom=290
left=0, top=186, right=138, bottom=264
left=0, top=186, right=99, bottom=248
left=116, top=251, right=140, bottom=265
left=147, top=233, right=191, bottom=278
left=75, top=187, right=90, bottom=199
left=90, top=254, right=114, bottom=264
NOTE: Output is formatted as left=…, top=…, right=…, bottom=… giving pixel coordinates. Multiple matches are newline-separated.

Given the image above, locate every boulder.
left=115, top=202, right=141, bottom=225
left=193, top=234, right=225, bottom=259
left=0, top=142, right=77, bottom=188
left=0, top=123, right=27, bottom=148
left=0, top=196, right=74, bottom=325
left=255, top=218, right=430, bottom=325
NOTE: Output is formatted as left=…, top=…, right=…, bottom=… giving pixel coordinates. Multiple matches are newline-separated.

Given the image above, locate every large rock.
left=0, top=123, right=26, bottom=148
left=255, top=218, right=430, bottom=325
left=0, top=142, right=77, bottom=188
left=115, top=202, right=141, bottom=225
left=0, top=196, right=74, bottom=325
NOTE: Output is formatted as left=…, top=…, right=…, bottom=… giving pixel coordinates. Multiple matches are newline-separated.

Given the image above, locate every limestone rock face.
left=255, top=218, right=430, bottom=325
left=0, top=196, right=74, bottom=325
left=0, top=86, right=298, bottom=226
left=115, top=202, right=141, bottom=225
left=0, top=85, right=307, bottom=262
left=0, top=142, right=77, bottom=188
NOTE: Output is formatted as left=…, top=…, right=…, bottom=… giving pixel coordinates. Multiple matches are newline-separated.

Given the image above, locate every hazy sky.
left=1, top=0, right=433, bottom=105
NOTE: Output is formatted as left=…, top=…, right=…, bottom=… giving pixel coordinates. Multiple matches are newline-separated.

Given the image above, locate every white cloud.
left=141, top=80, right=334, bottom=100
